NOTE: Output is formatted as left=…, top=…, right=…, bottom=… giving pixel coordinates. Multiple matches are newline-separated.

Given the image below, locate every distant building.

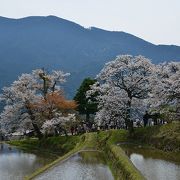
left=10, top=132, right=24, bottom=140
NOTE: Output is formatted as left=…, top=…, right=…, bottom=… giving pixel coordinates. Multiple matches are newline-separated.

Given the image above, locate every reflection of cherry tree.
left=0, top=69, right=76, bottom=138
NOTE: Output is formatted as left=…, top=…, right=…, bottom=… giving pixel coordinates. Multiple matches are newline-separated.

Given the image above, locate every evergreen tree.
left=74, top=78, right=98, bottom=126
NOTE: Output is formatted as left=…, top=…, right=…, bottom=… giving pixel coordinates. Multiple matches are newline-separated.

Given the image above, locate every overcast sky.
left=0, top=0, right=179, bottom=45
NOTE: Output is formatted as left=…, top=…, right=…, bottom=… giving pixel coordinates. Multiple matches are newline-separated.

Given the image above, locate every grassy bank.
left=9, top=135, right=80, bottom=157
left=10, top=132, right=144, bottom=180
left=131, top=121, right=180, bottom=152
left=8, top=122, right=179, bottom=179
left=10, top=122, right=179, bottom=154
left=98, top=121, right=180, bottom=152
left=25, top=133, right=99, bottom=180
left=26, top=132, right=144, bottom=180
left=97, top=130, right=145, bottom=180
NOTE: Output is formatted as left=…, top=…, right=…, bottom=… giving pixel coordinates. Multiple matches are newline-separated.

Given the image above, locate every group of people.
left=69, top=111, right=165, bottom=136
left=70, top=123, right=97, bottom=135
left=143, top=111, right=165, bottom=127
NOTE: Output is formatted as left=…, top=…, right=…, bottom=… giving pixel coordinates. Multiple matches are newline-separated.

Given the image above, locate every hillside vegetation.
left=0, top=16, right=180, bottom=99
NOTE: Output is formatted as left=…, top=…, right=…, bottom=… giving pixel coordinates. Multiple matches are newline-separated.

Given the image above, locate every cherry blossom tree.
left=89, top=55, right=156, bottom=132
left=0, top=69, right=76, bottom=139
left=42, top=113, right=76, bottom=135
left=89, top=55, right=180, bottom=130
left=150, top=61, right=180, bottom=121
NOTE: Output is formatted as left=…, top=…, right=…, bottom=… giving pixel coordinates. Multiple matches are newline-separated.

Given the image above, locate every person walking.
left=143, top=111, right=150, bottom=127
left=70, top=126, right=74, bottom=135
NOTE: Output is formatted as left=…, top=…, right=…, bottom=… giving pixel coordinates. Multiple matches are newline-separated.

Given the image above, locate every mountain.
left=0, top=15, right=180, bottom=101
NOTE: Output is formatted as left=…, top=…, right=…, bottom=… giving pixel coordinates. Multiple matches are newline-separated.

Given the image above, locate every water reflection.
left=0, top=143, right=18, bottom=154
left=36, top=151, right=114, bottom=180
left=0, top=143, right=54, bottom=180
left=122, top=145, right=180, bottom=180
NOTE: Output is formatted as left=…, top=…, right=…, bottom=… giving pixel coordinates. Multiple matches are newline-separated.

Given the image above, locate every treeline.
left=0, top=55, right=179, bottom=138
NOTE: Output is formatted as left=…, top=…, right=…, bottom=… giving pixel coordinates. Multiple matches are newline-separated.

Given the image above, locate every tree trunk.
left=86, top=112, right=91, bottom=128
left=26, top=104, right=43, bottom=140
left=126, top=99, right=134, bottom=134
left=32, top=123, right=43, bottom=139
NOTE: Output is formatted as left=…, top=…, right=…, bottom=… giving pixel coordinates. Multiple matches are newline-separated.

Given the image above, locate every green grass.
left=97, top=130, right=145, bottom=180
left=97, top=122, right=180, bottom=152
left=22, top=132, right=144, bottom=180
left=108, top=145, right=145, bottom=180
left=131, top=121, right=180, bottom=151
left=9, top=135, right=80, bottom=156
left=25, top=133, right=99, bottom=180
left=9, top=122, right=180, bottom=180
